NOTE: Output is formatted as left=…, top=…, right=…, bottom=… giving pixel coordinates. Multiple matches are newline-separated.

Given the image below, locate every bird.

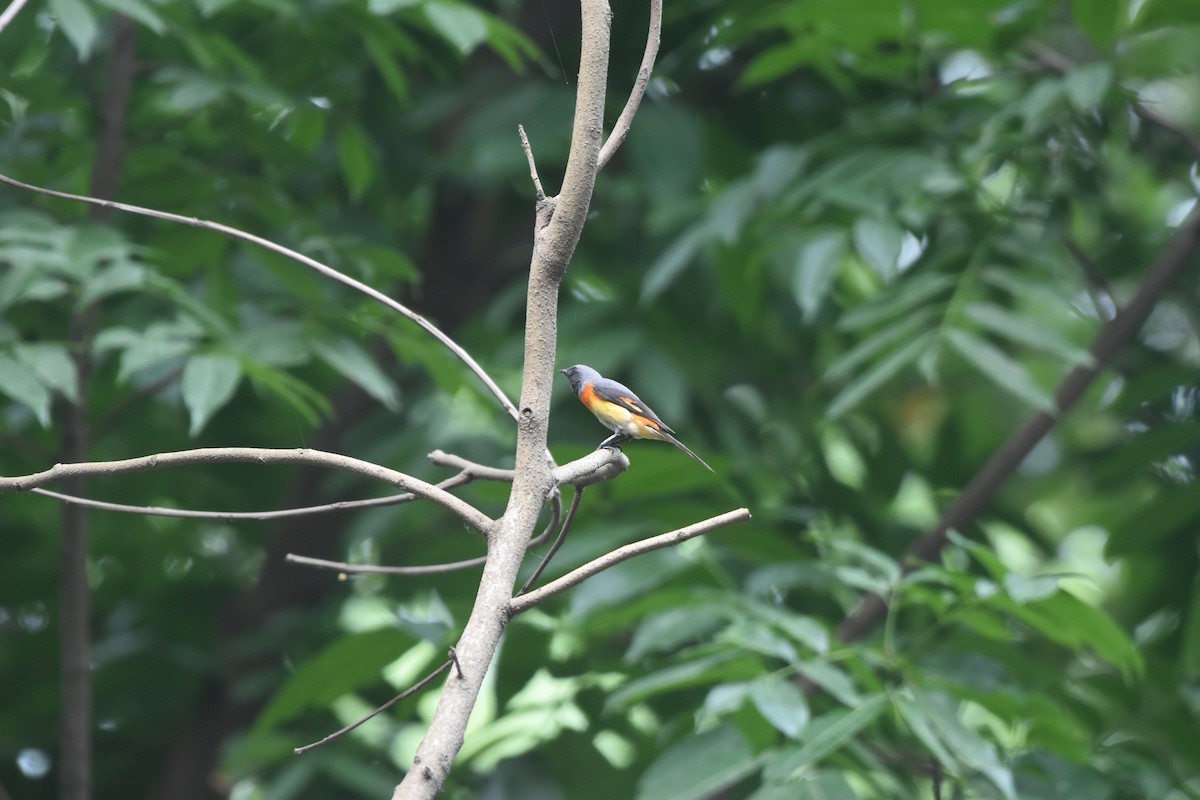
left=560, top=364, right=714, bottom=472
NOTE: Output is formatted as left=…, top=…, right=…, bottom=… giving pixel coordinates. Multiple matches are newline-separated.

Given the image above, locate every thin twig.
left=596, top=0, right=662, bottom=171
left=0, top=172, right=520, bottom=422
left=517, top=484, right=583, bottom=594
left=427, top=450, right=516, bottom=482
left=27, top=472, right=472, bottom=521
left=0, top=0, right=32, bottom=35
left=285, top=490, right=563, bottom=576
left=518, top=125, right=546, bottom=201
left=0, top=447, right=494, bottom=534
left=509, top=507, right=752, bottom=615
left=837, top=200, right=1200, bottom=643
left=293, top=658, right=454, bottom=755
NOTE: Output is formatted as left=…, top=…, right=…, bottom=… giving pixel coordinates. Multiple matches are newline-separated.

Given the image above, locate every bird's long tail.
left=657, top=429, right=715, bottom=473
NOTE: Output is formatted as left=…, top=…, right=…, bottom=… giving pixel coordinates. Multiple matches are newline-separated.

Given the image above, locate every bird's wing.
left=590, top=379, right=674, bottom=433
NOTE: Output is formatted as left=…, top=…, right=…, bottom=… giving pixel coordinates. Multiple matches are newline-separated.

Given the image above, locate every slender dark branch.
left=509, top=508, right=752, bottom=615
left=28, top=472, right=472, bottom=521
left=286, top=488, right=563, bottom=576
left=293, top=658, right=454, bottom=755
left=596, top=0, right=662, bottom=170
left=0, top=447, right=494, bottom=534
left=837, top=201, right=1200, bottom=643
left=517, top=484, right=583, bottom=594
left=0, top=173, right=519, bottom=422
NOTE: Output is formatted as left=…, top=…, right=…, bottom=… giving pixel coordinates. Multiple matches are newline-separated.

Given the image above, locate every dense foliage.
left=2, top=0, right=1199, bottom=797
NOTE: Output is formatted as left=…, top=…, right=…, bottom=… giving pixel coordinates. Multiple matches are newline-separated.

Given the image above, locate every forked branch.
left=0, top=447, right=494, bottom=534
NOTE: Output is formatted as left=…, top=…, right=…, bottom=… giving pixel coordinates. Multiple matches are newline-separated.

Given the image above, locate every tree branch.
left=0, top=172, right=520, bottom=423
left=518, top=124, right=546, bottom=202
left=510, top=508, right=752, bottom=615
left=293, top=655, right=456, bottom=755
left=286, top=490, right=563, bottom=576
left=1, top=448, right=494, bottom=534
left=517, top=484, right=583, bottom=594
left=836, top=200, right=1200, bottom=644
left=27, top=470, right=471, bottom=521
left=0, top=0, right=33, bottom=36
left=596, top=0, right=662, bottom=171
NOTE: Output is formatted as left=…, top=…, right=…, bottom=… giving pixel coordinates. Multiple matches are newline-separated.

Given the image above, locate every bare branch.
left=597, top=0, right=662, bottom=171
left=285, top=490, right=563, bottom=576
left=552, top=447, right=629, bottom=486
left=429, top=447, right=628, bottom=487
left=27, top=471, right=472, bottom=521
left=293, top=657, right=454, bottom=755
left=510, top=507, right=752, bottom=615
left=518, top=124, right=547, bottom=201
left=0, top=0, right=33, bottom=35
left=427, top=450, right=516, bottom=482
left=0, top=172, right=520, bottom=422
left=1, top=447, right=494, bottom=534
left=517, top=485, right=583, bottom=594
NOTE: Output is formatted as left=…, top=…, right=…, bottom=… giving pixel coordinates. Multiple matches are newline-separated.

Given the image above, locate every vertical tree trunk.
left=58, top=16, right=137, bottom=800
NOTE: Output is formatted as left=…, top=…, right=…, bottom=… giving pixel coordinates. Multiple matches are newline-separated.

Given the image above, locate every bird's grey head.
left=560, top=364, right=600, bottom=394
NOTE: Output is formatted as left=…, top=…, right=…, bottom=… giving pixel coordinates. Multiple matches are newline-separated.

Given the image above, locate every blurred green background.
left=2, top=0, right=1200, bottom=797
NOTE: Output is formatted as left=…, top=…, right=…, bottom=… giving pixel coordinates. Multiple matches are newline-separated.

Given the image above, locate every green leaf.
left=48, top=0, right=99, bottom=59
left=80, top=261, right=147, bottom=306
left=642, top=226, right=708, bottom=304
left=0, top=354, right=52, bottom=426
left=369, top=0, right=419, bottom=12
left=827, top=331, right=935, bottom=418
left=635, top=724, right=763, bottom=800
left=853, top=217, right=904, bottom=280
left=1181, top=585, right=1200, bottom=678
left=795, top=660, right=861, bottom=707
left=773, top=694, right=889, bottom=779
left=1073, top=0, right=1122, bottom=48
left=962, top=302, right=1095, bottom=366
left=364, top=31, right=410, bottom=104
left=825, top=307, right=937, bottom=381
left=117, top=336, right=193, bottom=383
left=95, top=0, right=167, bottom=33
left=607, top=652, right=761, bottom=711
left=944, top=329, right=1056, bottom=412
left=256, top=628, right=416, bottom=731
left=424, top=0, right=488, bottom=55
left=749, top=675, right=810, bottom=739
left=1023, top=592, right=1144, bottom=680
left=837, top=272, right=956, bottom=331
left=1064, top=63, right=1114, bottom=111
left=908, top=688, right=1016, bottom=800
left=792, top=230, right=846, bottom=320
left=626, top=605, right=728, bottom=662
left=336, top=123, right=375, bottom=201
left=13, top=343, right=78, bottom=403
left=181, top=353, right=241, bottom=436
left=312, top=337, right=400, bottom=411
